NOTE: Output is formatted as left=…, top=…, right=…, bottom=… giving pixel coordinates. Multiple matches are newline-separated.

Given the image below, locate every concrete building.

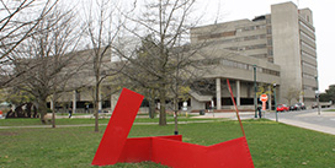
left=53, top=2, right=317, bottom=113
left=189, top=1, right=317, bottom=110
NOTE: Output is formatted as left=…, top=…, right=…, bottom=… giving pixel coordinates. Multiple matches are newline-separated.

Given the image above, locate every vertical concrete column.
left=73, top=90, right=77, bottom=113
left=236, top=80, right=241, bottom=106
left=268, top=85, right=272, bottom=110
left=216, top=78, right=221, bottom=110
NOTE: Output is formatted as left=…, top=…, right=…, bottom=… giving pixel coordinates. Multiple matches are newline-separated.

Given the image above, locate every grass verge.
left=0, top=119, right=334, bottom=168
left=323, top=109, right=335, bottom=112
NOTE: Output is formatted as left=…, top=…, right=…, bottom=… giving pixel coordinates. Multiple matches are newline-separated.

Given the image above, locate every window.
left=266, top=26, right=272, bottom=34
left=267, top=37, right=272, bottom=45
left=267, top=48, right=273, bottom=56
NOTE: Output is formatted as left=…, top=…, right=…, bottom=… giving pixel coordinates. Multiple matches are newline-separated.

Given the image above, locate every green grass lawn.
left=0, top=119, right=334, bottom=168
left=323, top=109, right=335, bottom=112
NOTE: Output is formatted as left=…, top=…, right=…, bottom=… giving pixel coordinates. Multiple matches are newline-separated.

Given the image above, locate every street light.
left=253, top=65, right=257, bottom=118
left=273, top=83, right=278, bottom=122
left=315, top=76, right=321, bottom=115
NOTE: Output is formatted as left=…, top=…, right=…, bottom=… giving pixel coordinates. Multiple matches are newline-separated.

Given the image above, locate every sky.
left=197, top=0, right=334, bottom=93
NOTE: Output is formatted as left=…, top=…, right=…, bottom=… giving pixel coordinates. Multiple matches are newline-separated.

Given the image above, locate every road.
left=195, top=108, right=335, bottom=135
left=264, top=108, right=335, bottom=135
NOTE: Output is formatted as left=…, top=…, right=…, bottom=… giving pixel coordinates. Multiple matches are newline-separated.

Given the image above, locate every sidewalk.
left=1, top=111, right=334, bottom=136
left=266, top=111, right=335, bottom=135
left=268, top=118, right=335, bottom=135
left=0, top=119, right=226, bottom=130
left=192, top=112, right=255, bottom=120
left=193, top=111, right=335, bottom=135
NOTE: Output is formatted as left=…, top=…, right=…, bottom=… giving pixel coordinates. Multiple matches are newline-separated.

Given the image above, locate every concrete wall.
left=271, top=2, right=303, bottom=104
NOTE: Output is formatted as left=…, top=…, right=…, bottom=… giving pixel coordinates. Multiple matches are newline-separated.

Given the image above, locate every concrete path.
left=193, top=109, right=335, bottom=135
left=265, top=110, right=335, bottom=135
left=1, top=109, right=334, bottom=136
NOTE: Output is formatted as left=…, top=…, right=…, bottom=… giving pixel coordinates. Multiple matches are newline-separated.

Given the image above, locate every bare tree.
left=114, top=0, right=215, bottom=126
left=10, top=5, right=82, bottom=124
left=0, top=0, right=59, bottom=87
left=284, top=87, right=302, bottom=105
left=82, top=0, right=125, bottom=132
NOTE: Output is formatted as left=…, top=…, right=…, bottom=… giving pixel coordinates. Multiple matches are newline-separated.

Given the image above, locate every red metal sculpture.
left=92, top=86, right=254, bottom=168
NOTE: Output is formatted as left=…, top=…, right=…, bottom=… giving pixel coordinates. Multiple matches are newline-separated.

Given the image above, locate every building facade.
left=189, top=1, right=317, bottom=110
left=53, top=2, right=318, bottom=113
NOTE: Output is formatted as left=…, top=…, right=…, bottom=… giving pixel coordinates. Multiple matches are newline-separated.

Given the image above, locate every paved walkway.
left=1, top=109, right=334, bottom=136
left=0, top=119, right=226, bottom=130
left=265, top=110, right=335, bottom=135
left=193, top=109, right=335, bottom=135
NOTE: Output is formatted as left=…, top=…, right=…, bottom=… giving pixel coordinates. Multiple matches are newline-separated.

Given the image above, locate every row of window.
left=250, top=54, right=268, bottom=59
left=300, top=31, right=315, bottom=42
left=299, top=21, right=315, bottom=34
left=303, top=86, right=316, bottom=91
left=201, top=33, right=267, bottom=47
left=302, top=73, right=316, bottom=80
left=227, top=44, right=267, bottom=51
left=236, top=25, right=266, bottom=32
left=263, top=68, right=280, bottom=76
left=196, top=58, right=280, bottom=76
left=197, top=31, right=236, bottom=40
left=302, top=51, right=316, bottom=60
left=197, top=24, right=267, bottom=41
left=211, top=34, right=267, bottom=46
left=302, top=61, right=317, bottom=70
left=301, top=41, right=316, bottom=51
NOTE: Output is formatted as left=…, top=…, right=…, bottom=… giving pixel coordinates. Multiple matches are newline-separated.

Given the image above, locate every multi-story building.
left=51, top=1, right=317, bottom=113
left=189, top=1, right=317, bottom=110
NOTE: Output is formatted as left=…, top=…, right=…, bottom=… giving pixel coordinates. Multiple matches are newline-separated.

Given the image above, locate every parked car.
left=289, top=103, right=305, bottom=111
left=312, top=101, right=332, bottom=108
left=296, top=103, right=306, bottom=110
left=289, top=104, right=298, bottom=111
left=277, top=104, right=289, bottom=112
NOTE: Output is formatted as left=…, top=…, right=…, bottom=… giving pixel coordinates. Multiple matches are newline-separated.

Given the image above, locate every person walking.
left=68, top=107, right=73, bottom=118
left=257, top=104, right=262, bottom=118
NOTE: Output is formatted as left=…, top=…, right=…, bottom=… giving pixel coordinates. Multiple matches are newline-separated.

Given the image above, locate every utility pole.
left=273, top=83, right=278, bottom=122
left=253, top=65, right=257, bottom=118
left=315, top=76, right=321, bottom=115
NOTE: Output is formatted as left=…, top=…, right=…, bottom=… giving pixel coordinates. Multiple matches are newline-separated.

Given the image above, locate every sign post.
left=260, top=94, right=268, bottom=118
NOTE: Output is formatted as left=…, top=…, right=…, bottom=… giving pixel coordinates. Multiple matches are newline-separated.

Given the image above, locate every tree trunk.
left=159, top=86, right=167, bottom=126
left=148, top=91, right=155, bottom=119
left=51, top=100, right=56, bottom=128
left=51, top=92, right=57, bottom=128
left=94, top=84, right=100, bottom=132
left=36, top=97, right=48, bottom=124
left=174, top=97, right=178, bottom=135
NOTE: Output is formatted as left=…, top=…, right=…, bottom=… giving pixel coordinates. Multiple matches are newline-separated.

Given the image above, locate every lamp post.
left=253, top=65, right=257, bottom=118
left=315, top=76, right=321, bottom=115
left=273, top=83, right=278, bottom=122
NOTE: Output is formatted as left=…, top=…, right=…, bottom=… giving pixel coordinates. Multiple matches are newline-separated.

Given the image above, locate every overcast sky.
left=198, top=0, right=334, bottom=93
